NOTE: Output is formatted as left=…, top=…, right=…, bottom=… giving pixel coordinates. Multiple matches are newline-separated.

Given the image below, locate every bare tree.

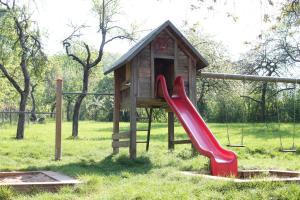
left=238, top=37, right=290, bottom=121
left=0, top=0, right=46, bottom=139
left=63, top=0, right=136, bottom=138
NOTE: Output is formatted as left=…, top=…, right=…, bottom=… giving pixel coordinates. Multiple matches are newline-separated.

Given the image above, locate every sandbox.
left=0, top=171, right=80, bottom=192
left=182, top=170, right=300, bottom=183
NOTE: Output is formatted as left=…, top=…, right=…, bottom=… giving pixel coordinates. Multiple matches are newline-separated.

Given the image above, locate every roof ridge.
left=104, top=20, right=208, bottom=75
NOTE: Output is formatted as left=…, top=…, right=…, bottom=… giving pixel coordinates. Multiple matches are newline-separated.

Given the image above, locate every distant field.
left=0, top=121, right=300, bottom=199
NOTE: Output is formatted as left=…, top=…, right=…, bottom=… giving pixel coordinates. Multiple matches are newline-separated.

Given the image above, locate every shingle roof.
left=104, top=20, right=209, bottom=75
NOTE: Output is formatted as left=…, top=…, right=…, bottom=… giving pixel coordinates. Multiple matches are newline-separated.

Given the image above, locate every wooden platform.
left=0, top=171, right=80, bottom=192
left=182, top=170, right=300, bottom=183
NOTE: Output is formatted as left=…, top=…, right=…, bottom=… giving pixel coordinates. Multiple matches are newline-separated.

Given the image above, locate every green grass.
left=0, top=120, right=300, bottom=199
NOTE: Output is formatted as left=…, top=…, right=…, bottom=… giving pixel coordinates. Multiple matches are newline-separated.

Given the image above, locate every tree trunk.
left=260, top=82, right=268, bottom=122
left=50, top=102, right=56, bottom=118
left=197, top=81, right=207, bottom=116
left=72, top=68, right=89, bottom=138
left=66, top=98, right=72, bottom=121
left=30, top=84, right=37, bottom=121
left=16, top=93, right=28, bottom=139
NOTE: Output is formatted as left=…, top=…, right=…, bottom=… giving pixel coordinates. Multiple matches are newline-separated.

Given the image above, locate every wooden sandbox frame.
left=0, top=171, right=80, bottom=192
left=182, top=169, right=300, bottom=183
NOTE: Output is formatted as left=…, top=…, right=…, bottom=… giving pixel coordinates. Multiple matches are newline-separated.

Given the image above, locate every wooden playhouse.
left=104, top=20, right=208, bottom=158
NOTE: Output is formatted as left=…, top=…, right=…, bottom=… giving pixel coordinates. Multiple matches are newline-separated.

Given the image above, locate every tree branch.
left=0, top=63, right=23, bottom=94
left=240, top=95, right=261, bottom=103
left=104, top=34, right=134, bottom=45
left=63, top=41, right=86, bottom=67
left=84, top=42, right=91, bottom=66
left=270, top=87, right=295, bottom=97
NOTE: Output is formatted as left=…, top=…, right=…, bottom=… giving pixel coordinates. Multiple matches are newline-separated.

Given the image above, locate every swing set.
left=275, top=79, right=298, bottom=152
left=200, top=72, right=299, bottom=152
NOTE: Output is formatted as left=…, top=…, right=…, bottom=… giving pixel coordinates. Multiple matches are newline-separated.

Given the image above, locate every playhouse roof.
left=104, top=20, right=209, bottom=75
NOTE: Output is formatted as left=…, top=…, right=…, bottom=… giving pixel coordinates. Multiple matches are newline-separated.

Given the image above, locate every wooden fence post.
left=55, top=79, right=63, bottom=161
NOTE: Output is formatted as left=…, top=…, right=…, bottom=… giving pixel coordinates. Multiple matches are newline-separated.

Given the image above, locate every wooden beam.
left=113, top=70, right=121, bottom=154
left=173, top=140, right=192, bottom=144
left=112, top=132, right=130, bottom=140
left=188, top=57, right=192, bottom=99
left=153, top=55, right=175, bottom=59
left=112, top=141, right=130, bottom=148
left=125, top=63, right=131, bottom=81
left=55, top=79, right=63, bottom=161
left=168, top=112, right=174, bottom=150
left=174, top=39, right=178, bottom=85
left=130, top=60, right=137, bottom=159
left=151, top=42, right=155, bottom=98
left=200, top=72, right=300, bottom=84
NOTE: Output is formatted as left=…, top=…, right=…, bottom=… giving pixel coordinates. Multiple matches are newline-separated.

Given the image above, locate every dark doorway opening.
left=154, top=58, right=174, bottom=95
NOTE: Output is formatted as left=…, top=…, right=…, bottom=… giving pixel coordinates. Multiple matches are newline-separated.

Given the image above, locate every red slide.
left=156, top=75, right=238, bottom=177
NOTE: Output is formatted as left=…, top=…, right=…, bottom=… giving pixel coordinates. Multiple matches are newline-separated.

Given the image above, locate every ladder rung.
left=173, top=139, right=191, bottom=144
left=112, top=141, right=129, bottom=148
left=137, top=129, right=148, bottom=132
left=112, top=132, right=130, bottom=139
left=227, top=144, right=245, bottom=147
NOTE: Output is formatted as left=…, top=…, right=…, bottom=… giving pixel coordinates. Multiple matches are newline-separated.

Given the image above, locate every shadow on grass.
left=28, top=154, right=153, bottom=177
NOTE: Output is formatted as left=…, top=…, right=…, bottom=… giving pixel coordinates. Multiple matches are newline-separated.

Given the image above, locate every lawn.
left=0, top=120, right=300, bottom=199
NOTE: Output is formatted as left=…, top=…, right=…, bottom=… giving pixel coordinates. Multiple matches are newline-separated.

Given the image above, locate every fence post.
left=55, top=79, right=63, bottom=161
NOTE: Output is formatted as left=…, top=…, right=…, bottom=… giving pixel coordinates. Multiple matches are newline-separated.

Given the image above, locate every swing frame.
left=200, top=72, right=299, bottom=151
left=276, top=80, right=298, bottom=153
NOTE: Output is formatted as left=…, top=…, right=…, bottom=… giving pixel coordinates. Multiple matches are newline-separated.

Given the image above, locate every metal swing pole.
left=225, top=102, right=231, bottom=146
left=275, top=80, right=284, bottom=150
left=222, top=78, right=231, bottom=146
left=291, top=80, right=297, bottom=150
left=240, top=78, right=246, bottom=146
left=278, top=79, right=297, bottom=152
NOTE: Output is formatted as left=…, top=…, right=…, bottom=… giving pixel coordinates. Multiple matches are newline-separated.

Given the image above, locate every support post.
left=55, top=79, right=63, bottom=161
left=130, top=63, right=137, bottom=159
left=168, top=112, right=174, bottom=150
left=189, top=58, right=197, bottom=156
left=113, top=70, right=121, bottom=154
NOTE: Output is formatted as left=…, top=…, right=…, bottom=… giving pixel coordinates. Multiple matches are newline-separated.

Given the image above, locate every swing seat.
left=279, top=148, right=297, bottom=152
left=227, top=144, right=245, bottom=147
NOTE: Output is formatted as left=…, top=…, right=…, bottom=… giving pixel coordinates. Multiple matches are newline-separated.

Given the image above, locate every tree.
left=0, top=0, right=46, bottom=139
left=237, top=36, right=291, bottom=121
left=63, top=0, right=136, bottom=138
left=29, top=83, right=37, bottom=121
left=182, top=22, right=234, bottom=118
left=277, top=0, right=300, bottom=63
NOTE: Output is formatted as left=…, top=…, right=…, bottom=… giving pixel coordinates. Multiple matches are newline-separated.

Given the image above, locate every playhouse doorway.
left=154, top=58, right=174, bottom=95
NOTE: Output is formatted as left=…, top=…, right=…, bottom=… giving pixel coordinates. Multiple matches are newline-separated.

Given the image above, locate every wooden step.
left=136, top=141, right=147, bottom=144
left=112, top=141, right=129, bottom=148
left=112, top=132, right=130, bottom=140
left=173, top=139, right=191, bottom=144
left=137, top=129, right=148, bottom=132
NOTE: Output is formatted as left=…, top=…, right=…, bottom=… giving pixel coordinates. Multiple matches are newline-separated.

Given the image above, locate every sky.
left=30, top=0, right=284, bottom=61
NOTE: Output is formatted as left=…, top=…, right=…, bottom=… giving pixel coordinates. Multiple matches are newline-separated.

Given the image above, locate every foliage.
left=0, top=186, right=14, bottom=200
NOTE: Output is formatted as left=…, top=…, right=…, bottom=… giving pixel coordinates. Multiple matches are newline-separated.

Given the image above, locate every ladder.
left=136, top=108, right=153, bottom=151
